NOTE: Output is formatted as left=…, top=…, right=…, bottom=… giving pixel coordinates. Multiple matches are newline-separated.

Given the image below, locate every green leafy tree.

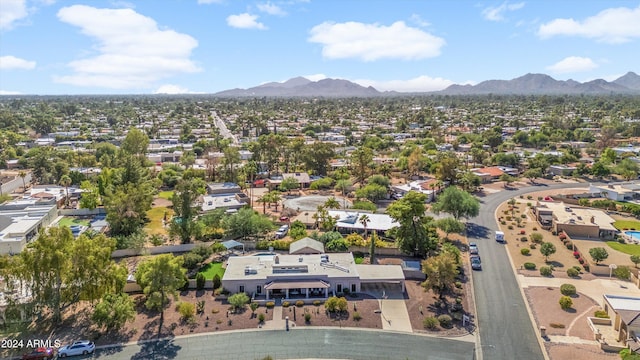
left=421, top=252, right=459, bottom=299
left=431, top=186, right=480, bottom=220
left=435, top=217, right=465, bottom=239
left=79, top=180, right=100, bottom=210
left=369, top=231, right=377, bottom=263
left=539, top=242, right=557, bottom=262
left=500, top=173, right=515, bottom=188
left=324, top=197, right=341, bottom=209
left=228, top=292, right=250, bottom=311
left=589, top=247, right=609, bottom=264
left=170, top=178, right=206, bottom=243
left=350, top=146, right=374, bottom=186
left=591, top=161, right=611, bottom=178
left=224, top=208, right=275, bottom=240
left=359, top=214, right=371, bottom=240
left=386, top=191, right=438, bottom=257
left=279, top=177, right=300, bottom=194
left=135, top=254, right=186, bottom=336
left=459, top=171, right=481, bottom=192
left=59, top=174, right=72, bottom=206
left=523, top=168, right=542, bottom=184
left=92, top=292, right=136, bottom=331
left=121, top=127, right=150, bottom=158
left=631, top=255, right=640, bottom=268
left=302, top=142, right=335, bottom=176
left=355, top=183, right=388, bottom=202
left=288, top=220, right=307, bottom=240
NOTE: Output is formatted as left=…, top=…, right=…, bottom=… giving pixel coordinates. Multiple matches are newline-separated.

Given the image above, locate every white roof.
left=201, top=194, right=243, bottom=212
left=605, top=294, right=640, bottom=311
left=328, top=210, right=399, bottom=232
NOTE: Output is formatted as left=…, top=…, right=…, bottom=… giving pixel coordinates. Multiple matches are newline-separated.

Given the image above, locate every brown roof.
left=475, top=167, right=505, bottom=177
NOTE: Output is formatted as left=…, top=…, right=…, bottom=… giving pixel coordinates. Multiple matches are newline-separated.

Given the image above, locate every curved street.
left=468, top=182, right=589, bottom=360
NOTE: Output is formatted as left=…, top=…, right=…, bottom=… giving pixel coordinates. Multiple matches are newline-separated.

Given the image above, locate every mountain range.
left=213, top=72, right=640, bottom=97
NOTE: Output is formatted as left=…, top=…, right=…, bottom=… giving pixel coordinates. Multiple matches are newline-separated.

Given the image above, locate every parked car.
left=58, top=340, right=95, bottom=357
left=274, top=224, right=289, bottom=239
left=470, top=255, right=482, bottom=270
left=22, top=347, right=55, bottom=360
left=469, top=242, right=478, bottom=255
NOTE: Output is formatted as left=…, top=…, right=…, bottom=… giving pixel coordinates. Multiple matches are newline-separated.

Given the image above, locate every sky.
left=0, top=0, right=639, bottom=95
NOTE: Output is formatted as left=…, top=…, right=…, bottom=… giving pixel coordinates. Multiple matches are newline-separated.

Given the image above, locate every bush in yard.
left=258, top=313, right=265, bottom=323
left=520, top=248, right=530, bottom=255
left=530, top=232, right=543, bottom=243
left=524, top=262, right=536, bottom=270
left=282, top=301, right=290, bottom=308
left=573, top=251, right=580, bottom=258
left=266, top=302, right=275, bottom=308
left=540, top=266, right=553, bottom=276
left=566, top=268, right=580, bottom=277
left=313, top=300, right=322, bottom=306
left=352, top=312, right=362, bottom=321
left=423, top=316, right=439, bottom=330
left=559, top=233, right=567, bottom=240
left=559, top=295, right=573, bottom=310
left=578, top=258, right=585, bottom=264
left=438, top=314, right=453, bottom=328
left=614, top=266, right=631, bottom=280
left=529, top=243, right=537, bottom=249
left=583, top=264, right=590, bottom=272
left=212, top=274, right=222, bottom=290
left=589, top=247, right=609, bottom=264
left=631, top=255, right=640, bottom=268
left=176, top=302, right=195, bottom=321
left=295, top=300, right=305, bottom=307
left=507, top=225, right=513, bottom=230
left=566, top=242, right=573, bottom=250
left=594, top=310, right=609, bottom=318
left=520, top=236, right=528, bottom=242
left=228, top=293, right=250, bottom=311
left=196, top=272, right=206, bottom=290
left=560, top=284, right=576, bottom=296
left=304, top=313, right=311, bottom=323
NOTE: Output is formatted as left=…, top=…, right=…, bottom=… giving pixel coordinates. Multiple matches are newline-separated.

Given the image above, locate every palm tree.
left=59, top=174, right=72, bottom=206
left=18, top=171, right=27, bottom=193
left=257, top=194, right=268, bottom=214
left=269, top=191, right=282, bottom=212
left=359, top=214, right=371, bottom=240
left=324, top=197, right=341, bottom=209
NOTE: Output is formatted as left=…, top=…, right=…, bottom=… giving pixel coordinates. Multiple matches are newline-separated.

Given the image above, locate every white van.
left=495, top=231, right=505, bottom=243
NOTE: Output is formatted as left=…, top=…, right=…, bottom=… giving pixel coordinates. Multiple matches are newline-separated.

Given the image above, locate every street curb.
left=495, top=197, right=551, bottom=360
left=465, top=225, right=483, bottom=360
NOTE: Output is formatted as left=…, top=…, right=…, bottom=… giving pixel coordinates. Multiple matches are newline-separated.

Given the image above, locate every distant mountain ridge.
left=213, top=72, right=640, bottom=97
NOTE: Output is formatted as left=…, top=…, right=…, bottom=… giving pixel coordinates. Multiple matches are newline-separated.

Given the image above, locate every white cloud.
left=0, top=55, right=36, bottom=70
left=1, top=0, right=28, bottom=30
left=303, top=73, right=327, bottom=82
left=482, top=2, right=525, bottom=22
left=257, top=2, right=286, bottom=16
left=308, top=21, right=445, bottom=61
left=154, top=84, right=201, bottom=94
left=538, top=5, right=640, bottom=43
left=0, top=90, right=23, bottom=95
left=55, top=5, right=200, bottom=89
left=354, top=75, right=455, bottom=92
left=546, top=56, right=598, bottom=74
left=227, top=13, right=267, bottom=30
left=409, top=14, right=430, bottom=27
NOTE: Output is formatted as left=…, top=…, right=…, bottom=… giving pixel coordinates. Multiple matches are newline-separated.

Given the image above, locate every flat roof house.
left=589, top=183, right=640, bottom=202
left=534, top=202, right=617, bottom=239
left=0, top=199, right=58, bottom=255
left=222, top=253, right=404, bottom=301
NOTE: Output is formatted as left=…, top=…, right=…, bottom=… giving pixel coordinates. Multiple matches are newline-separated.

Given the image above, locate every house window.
left=337, top=284, right=342, bottom=293
left=239, top=285, right=245, bottom=293
left=256, top=285, right=262, bottom=294
left=351, top=284, right=356, bottom=293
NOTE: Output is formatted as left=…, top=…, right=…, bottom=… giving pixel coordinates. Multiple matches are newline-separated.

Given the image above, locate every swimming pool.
left=625, top=231, right=640, bottom=241
left=254, top=253, right=275, bottom=256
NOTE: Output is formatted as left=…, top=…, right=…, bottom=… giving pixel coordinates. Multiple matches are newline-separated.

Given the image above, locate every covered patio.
left=263, top=279, right=330, bottom=300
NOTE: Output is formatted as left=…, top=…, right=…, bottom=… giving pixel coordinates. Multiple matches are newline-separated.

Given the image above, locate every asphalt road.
left=467, top=182, right=589, bottom=360
left=88, top=328, right=475, bottom=360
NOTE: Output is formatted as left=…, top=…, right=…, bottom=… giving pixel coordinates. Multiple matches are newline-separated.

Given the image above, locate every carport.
left=221, top=239, right=244, bottom=254
left=356, top=264, right=405, bottom=293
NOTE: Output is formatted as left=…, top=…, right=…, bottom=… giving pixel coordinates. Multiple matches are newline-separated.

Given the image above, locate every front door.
left=337, top=284, right=342, bottom=293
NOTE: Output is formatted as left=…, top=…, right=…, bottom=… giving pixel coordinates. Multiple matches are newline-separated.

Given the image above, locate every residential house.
left=534, top=202, right=617, bottom=239
left=549, top=165, right=577, bottom=176
left=289, top=237, right=324, bottom=255
left=0, top=198, right=58, bottom=255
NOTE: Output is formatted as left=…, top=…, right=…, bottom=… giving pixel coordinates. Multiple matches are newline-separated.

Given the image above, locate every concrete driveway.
left=361, top=283, right=413, bottom=332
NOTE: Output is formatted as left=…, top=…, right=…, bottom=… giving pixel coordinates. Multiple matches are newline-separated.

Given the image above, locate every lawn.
left=613, top=220, right=640, bottom=230
left=145, top=206, right=173, bottom=235
left=57, top=217, right=90, bottom=227
left=607, top=241, right=640, bottom=256
left=354, top=255, right=365, bottom=264
left=197, top=262, right=225, bottom=280
left=157, top=191, right=174, bottom=200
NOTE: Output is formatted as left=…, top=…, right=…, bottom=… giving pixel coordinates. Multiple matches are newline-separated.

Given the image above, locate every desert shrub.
left=501, top=221, right=507, bottom=225
left=573, top=251, right=580, bottom=258
left=196, top=272, right=206, bottom=290
left=295, top=300, right=305, bottom=307
left=266, top=302, right=275, bottom=308
left=507, top=225, right=513, bottom=230
left=549, top=323, right=565, bottom=328
left=282, top=301, right=291, bottom=308
left=530, top=232, right=543, bottom=243
left=211, top=308, right=220, bottom=314
left=529, top=243, right=537, bottom=249
left=258, top=313, right=265, bottom=323
left=528, top=195, right=533, bottom=200
left=313, top=300, right=322, bottom=306
left=583, top=264, right=590, bottom=272
left=352, top=312, right=362, bottom=321
left=506, top=216, right=512, bottom=221
left=521, top=214, right=526, bottom=218
left=566, top=268, right=580, bottom=277
left=437, top=314, right=452, bottom=328
left=250, top=302, right=259, bottom=313
left=614, top=266, right=631, bottom=280
left=560, top=284, right=576, bottom=296
left=524, top=262, right=536, bottom=270
left=540, top=266, right=553, bottom=276
left=594, top=310, right=609, bottom=318
left=176, top=302, right=195, bottom=321
left=228, top=293, right=250, bottom=311
left=532, top=227, right=537, bottom=231
left=455, top=281, right=463, bottom=289
left=573, top=265, right=582, bottom=272
left=566, top=243, right=573, bottom=250
left=304, top=313, right=311, bottom=323
left=520, top=236, right=528, bottom=242
left=559, top=295, right=573, bottom=310
left=578, top=258, right=585, bottom=264
left=423, top=316, right=439, bottom=330
left=521, top=248, right=530, bottom=256
left=212, top=274, right=222, bottom=290
left=559, top=233, right=567, bottom=240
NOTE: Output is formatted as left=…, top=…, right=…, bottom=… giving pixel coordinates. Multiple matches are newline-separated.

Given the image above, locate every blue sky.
left=1, top=0, right=639, bottom=95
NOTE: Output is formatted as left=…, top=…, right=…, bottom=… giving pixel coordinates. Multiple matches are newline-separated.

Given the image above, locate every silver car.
left=58, top=340, right=95, bottom=357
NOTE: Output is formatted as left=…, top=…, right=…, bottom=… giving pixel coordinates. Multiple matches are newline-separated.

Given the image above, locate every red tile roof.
left=475, top=167, right=505, bottom=177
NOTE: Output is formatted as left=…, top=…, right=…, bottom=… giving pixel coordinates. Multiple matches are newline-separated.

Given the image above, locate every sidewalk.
left=262, top=305, right=285, bottom=330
